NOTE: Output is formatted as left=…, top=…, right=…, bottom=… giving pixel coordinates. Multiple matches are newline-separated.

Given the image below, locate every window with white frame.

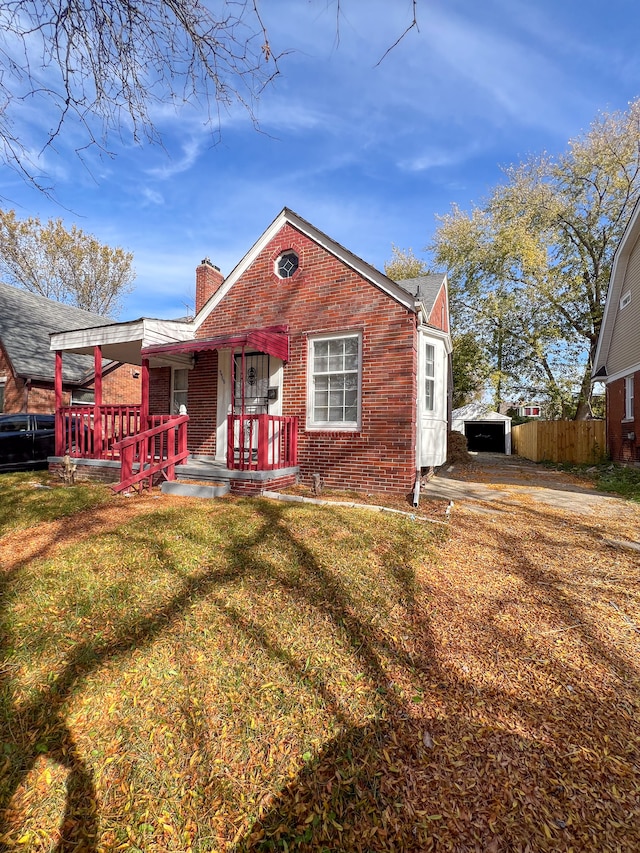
left=425, top=344, right=435, bottom=412
left=625, top=374, right=635, bottom=420
left=172, top=367, right=189, bottom=414
left=620, top=291, right=631, bottom=310
left=308, top=333, right=360, bottom=428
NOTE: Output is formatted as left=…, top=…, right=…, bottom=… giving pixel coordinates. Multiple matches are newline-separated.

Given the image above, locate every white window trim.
left=306, top=331, right=362, bottom=431
left=624, top=374, right=635, bottom=421
left=425, top=343, right=435, bottom=412
left=171, top=366, right=189, bottom=415
left=620, top=291, right=631, bottom=310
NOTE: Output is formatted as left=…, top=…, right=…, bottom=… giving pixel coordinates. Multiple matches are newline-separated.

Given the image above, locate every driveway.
left=422, top=452, right=639, bottom=519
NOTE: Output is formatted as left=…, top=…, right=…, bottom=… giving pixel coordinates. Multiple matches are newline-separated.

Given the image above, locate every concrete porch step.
left=161, top=480, right=230, bottom=498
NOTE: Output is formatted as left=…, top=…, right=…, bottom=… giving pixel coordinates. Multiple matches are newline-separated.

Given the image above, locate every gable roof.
left=452, top=402, right=511, bottom=423
left=394, top=273, right=447, bottom=318
left=193, top=207, right=418, bottom=329
left=593, top=197, right=640, bottom=378
left=0, top=281, right=112, bottom=383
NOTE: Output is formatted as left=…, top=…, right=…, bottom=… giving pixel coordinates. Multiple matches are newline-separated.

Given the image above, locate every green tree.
left=384, top=245, right=430, bottom=280
left=0, top=210, right=135, bottom=316
left=450, top=331, right=490, bottom=409
left=431, top=98, right=640, bottom=418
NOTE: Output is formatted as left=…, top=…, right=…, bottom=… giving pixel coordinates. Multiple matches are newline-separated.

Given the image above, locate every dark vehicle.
left=0, top=413, right=77, bottom=472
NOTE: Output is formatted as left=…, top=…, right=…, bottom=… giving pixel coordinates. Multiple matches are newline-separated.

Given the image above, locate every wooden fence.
left=512, top=420, right=607, bottom=465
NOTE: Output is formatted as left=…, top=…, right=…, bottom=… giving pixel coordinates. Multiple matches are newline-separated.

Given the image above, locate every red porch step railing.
left=112, top=415, right=189, bottom=493
left=227, top=414, right=298, bottom=471
left=57, top=406, right=178, bottom=460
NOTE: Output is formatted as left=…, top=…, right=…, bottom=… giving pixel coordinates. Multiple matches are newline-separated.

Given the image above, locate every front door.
left=233, top=352, right=270, bottom=414
left=232, top=352, right=270, bottom=464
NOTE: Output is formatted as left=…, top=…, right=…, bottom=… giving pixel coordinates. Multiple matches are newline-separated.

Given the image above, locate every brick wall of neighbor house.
left=99, top=364, right=141, bottom=404
left=0, top=343, right=73, bottom=413
left=149, top=366, right=171, bottom=415
left=194, top=223, right=418, bottom=495
left=607, top=373, right=639, bottom=464
left=0, top=345, right=141, bottom=414
left=0, top=343, right=27, bottom=412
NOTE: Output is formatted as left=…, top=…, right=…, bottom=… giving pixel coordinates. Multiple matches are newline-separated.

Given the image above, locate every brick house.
left=49, top=209, right=451, bottom=496
left=0, top=281, right=141, bottom=414
left=593, top=198, right=640, bottom=465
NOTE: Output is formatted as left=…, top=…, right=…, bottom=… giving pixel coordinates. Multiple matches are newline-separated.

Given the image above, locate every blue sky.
left=1, top=0, right=639, bottom=321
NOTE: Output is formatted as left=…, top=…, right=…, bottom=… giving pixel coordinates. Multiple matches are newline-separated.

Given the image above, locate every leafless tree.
left=0, top=0, right=279, bottom=192
left=0, top=1, right=421, bottom=194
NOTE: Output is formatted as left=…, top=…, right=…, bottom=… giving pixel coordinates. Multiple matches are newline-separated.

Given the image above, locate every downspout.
left=413, top=309, right=422, bottom=508
left=412, top=471, right=421, bottom=508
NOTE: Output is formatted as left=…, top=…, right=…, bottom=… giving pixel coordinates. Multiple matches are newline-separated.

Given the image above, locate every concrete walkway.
left=421, top=453, right=633, bottom=516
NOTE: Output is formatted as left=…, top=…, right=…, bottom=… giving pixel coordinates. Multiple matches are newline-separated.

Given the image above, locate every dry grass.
left=0, top=472, right=639, bottom=852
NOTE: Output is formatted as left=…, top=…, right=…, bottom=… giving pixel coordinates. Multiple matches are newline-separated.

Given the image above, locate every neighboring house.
left=452, top=403, right=512, bottom=454
left=499, top=401, right=543, bottom=419
left=593, top=198, right=640, bottom=464
left=0, top=281, right=141, bottom=414
left=49, top=208, right=452, bottom=496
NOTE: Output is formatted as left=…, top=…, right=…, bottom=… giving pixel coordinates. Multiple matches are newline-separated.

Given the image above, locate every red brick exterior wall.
left=149, top=367, right=171, bottom=415
left=607, top=373, right=639, bottom=464
left=191, top=223, right=418, bottom=495
left=427, top=284, right=449, bottom=333
left=186, top=350, right=218, bottom=455
left=231, top=472, right=298, bottom=495
left=0, top=341, right=140, bottom=414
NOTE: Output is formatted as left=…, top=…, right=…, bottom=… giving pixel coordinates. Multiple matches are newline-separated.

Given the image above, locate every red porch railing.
left=227, top=414, right=298, bottom=471
left=57, top=406, right=177, bottom=460
left=113, top=415, right=189, bottom=493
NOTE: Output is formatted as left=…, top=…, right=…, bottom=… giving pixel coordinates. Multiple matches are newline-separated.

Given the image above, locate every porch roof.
left=141, top=325, right=290, bottom=362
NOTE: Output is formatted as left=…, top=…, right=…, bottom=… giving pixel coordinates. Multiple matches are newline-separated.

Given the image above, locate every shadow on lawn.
left=0, top=496, right=436, bottom=850
left=0, top=494, right=638, bottom=851
left=231, top=502, right=639, bottom=852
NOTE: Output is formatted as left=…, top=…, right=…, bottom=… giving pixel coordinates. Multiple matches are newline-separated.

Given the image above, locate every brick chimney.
left=195, top=258, right=224, bottom=313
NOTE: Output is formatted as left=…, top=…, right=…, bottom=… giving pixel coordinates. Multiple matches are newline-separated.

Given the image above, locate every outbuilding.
left=452, top=402, right=512, bottom=454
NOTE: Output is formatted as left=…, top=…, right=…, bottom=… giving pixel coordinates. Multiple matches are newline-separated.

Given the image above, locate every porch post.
left=227, top=348, right=235, bottom=468
left=94, top=345, right=103, bottom=405
left=93, top=346, right=103, bottom=457
left=141, top=358, right=150, bottom=428
left=55, top=350, right=64, bottom=456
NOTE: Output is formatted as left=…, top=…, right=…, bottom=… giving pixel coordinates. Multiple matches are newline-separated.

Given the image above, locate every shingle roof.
left=0, top=281, right=114, bottom=383
left=393, top=274, right=445, bottom=314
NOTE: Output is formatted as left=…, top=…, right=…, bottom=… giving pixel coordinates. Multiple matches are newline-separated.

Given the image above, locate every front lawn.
left=0, top=474, right=638, bottom=852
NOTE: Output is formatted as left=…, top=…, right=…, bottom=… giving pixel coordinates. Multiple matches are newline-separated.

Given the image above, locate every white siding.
left=417, top=330, right=448, bottom=467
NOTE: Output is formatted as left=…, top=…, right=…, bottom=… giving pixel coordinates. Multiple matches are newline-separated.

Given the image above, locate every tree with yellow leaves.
left=431, top=98, right=640, bottom=418
left=0, top=210, right=134, bottom=316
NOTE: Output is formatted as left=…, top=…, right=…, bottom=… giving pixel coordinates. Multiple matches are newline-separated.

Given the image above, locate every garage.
left=451, top=403, right=512, bottom=455
left=464, top=421, right=506, bottom=453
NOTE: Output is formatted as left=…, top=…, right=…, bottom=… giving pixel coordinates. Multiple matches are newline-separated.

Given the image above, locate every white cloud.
left=398, top=145, right=476, bottom=173
left=145, top=135, right=206, bottom=179
left=141, top=187, right=164, bottom=206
